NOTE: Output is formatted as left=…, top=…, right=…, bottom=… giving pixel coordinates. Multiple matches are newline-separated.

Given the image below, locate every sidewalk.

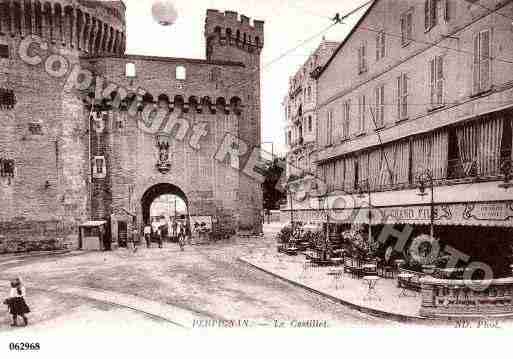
left=0, top=280, right=201, bottom=330
left=239, top=250, right=425, bottom=322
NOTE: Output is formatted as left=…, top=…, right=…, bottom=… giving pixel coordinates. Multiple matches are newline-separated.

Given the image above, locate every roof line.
left=318, top=0, right=378, bottom=78
left=82, top=53, right=245, bottom=67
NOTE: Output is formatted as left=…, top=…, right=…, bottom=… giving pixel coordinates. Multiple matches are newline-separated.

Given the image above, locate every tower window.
left=176, top=65, right=186, bottom=80
left=0, top=158, right=15, bottom=177
left=209, top=68, right=221, bottom=82
left=0, top=44, right=9, bottom=58
left=93, top=156, right=107, bottom=179
left=0, top=88, right=16, bottom=109
left=125, top=62, right=136, bottom=78
left=28, top=122, right=43, bottom=135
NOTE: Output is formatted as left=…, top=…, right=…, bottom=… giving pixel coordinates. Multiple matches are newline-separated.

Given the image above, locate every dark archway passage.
left=141, top=183, right=188, bottom=225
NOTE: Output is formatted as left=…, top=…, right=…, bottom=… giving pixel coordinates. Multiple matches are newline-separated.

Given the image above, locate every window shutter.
left=347, top=100, right=351, bottom=136
left=380, top=85, right=385, bottom=126
left=381, top=32, right=386, bottom=58
left=407, top=13, right=412, bottom=41
left=375, top=87, right=379, bottom=128
left=376, top=33, right=381, bottom=61
left=430, top=58, right=435, bottom=105
left=361, top=95, right=366, bottom=132
left=343, top=103, right=347, bottom=138
left=401, top=17, right=406, bottom=44
left=444, top=0, right=450, bottom=21
left=397, top=75, right=402, bottom=118
left=358, top=97, right=362, bottom=132
left=425, top=0, right=431, bottom=30
left=480, top=30, right=491, bottom=91
left=357, top=47, right=361, bottom=73
left=473, top=33, right=480, bottom=94
left=362, top=43, right=367, bottom=71
left=402, top=73, right=408, bottom=118
left=436, top=56, right=443, bottom=105
left=431, top=0, right=438, bottom=26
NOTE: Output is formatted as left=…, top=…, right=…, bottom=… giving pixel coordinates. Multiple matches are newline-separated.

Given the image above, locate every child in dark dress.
left=4, top=278, right=30, bottom=327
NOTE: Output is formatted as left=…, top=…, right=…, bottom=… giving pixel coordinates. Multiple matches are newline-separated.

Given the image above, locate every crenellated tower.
left=205, top=10, right=265, bottom=233
left=204, top=9, right=264, bottom=65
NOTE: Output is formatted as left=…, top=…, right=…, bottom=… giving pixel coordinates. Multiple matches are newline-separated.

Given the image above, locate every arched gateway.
left=141, top=183, right=188, bottom=225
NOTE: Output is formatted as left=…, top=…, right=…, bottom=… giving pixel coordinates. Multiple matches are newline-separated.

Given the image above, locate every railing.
left=419, top=277, right=513, bottom=317
left=398, top=267, right=425, bottom=291
left=317, top=154, right=510, bottom=196
left=447, top=155, right=508, bottom=180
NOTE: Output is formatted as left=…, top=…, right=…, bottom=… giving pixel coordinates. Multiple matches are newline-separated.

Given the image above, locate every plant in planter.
left=343, top=226, right=379, bottom=261
left=276, top=225, right=293, bottom=245
left=300, top=230, right=315, bottom=250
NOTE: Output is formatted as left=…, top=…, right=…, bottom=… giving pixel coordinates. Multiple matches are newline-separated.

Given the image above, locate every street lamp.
left=311, top=180, right=330, bottom=260
left=357, top=179, right=372, bottom=242
left=499, top=159, right=513, bottom=190
left=286, top=182, right=295, bottom=230
left=417, top=169, right=435, bottom=239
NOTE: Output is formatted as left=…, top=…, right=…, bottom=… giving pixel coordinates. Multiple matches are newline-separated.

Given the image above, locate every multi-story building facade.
left=283, top=39, right=338, bottom=180
left=0, top=1, right=264, bottom=253
left=287, top=0, right=513, bottom=276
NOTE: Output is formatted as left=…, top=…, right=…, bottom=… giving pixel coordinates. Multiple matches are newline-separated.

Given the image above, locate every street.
left=0, top=231, right=397, bottom=334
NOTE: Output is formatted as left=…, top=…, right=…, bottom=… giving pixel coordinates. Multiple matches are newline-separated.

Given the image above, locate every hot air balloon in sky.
left=151, top=0, right=179, bottom=26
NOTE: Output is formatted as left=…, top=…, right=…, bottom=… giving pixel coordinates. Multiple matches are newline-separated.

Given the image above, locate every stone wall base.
left=0, top=220, right=79, bottom=254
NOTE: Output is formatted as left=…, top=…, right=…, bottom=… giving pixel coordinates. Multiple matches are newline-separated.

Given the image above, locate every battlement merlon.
left=205, top=9, right=265, bottom=40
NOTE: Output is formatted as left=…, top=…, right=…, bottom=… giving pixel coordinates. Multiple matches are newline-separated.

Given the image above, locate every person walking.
left=4, top=278, right=30, bottom=327
left=157, top=226, right=163, bottom=249
left=177, top=222, right=185, bottom=251
left=185, top=222, right=192, bottom=246
left=131, top=226, right=139, bottom=253
left=144, top=223, right=152, bottom=248
left=171, top=221, right=178, bottom=242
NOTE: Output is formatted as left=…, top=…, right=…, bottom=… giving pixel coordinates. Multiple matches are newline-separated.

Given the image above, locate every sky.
left=124, top=0, right=371, bottom=156
left=150, top=194, right=187, bottom=217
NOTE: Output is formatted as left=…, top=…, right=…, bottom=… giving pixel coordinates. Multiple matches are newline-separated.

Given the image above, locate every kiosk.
left=79, top=221, right=108, bottom=251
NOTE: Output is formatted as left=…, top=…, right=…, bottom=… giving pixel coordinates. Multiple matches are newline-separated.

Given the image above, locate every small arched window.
left=226, top=28, right=232, bottom=38
left=125, top=62, right=136, bottom=78
left=209, top=67, right=221, bottom=82
left=176, top=65, right=186, bottom=80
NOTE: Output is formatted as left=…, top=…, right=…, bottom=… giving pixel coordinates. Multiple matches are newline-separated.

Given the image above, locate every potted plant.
left=276, top=225, right=293, bottom=252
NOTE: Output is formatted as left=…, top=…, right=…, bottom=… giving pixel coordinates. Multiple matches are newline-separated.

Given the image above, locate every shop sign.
left=462, top=203, right=513, bottom=222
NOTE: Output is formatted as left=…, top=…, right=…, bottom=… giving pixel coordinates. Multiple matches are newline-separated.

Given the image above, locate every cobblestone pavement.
left=0, top=233, right=402, bottom=332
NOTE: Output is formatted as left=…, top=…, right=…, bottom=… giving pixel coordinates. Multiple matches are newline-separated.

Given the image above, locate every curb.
left=238, top=257, right=432, bottom=324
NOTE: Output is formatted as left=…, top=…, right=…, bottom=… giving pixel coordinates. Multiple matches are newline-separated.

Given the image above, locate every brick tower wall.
left=0, top=0, right=126, bottom=253
left=204, top=10, right=264, bottom=233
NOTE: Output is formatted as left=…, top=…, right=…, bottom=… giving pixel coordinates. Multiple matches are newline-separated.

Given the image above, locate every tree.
left=261, top=157, right=286, bottom=212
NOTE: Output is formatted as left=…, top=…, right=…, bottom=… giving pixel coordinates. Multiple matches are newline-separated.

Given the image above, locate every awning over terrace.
left=286, top=201, right=513, bottom=227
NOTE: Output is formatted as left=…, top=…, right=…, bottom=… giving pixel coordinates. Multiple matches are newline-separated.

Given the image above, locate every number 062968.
left=9, top=343, right=40, bottom=351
